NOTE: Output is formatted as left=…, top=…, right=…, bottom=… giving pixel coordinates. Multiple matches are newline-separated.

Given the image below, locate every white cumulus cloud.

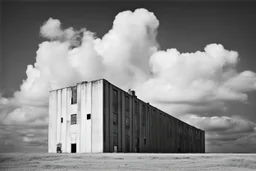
left=138, top=44, right=254, bottom=103
left=1, top=8, right=256, bottom=152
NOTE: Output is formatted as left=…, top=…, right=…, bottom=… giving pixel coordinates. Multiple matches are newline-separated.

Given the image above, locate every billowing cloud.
left=40, top=18, right=63, bottom=39
left=181, top=114, right=256, bottom=133
left=95, top=8, right=159, bottom=88
left=1, top=8, right=256, bottom=152
left=138, top=44, right=255, bottom=106
left=40, top=17, right=84, bottom=47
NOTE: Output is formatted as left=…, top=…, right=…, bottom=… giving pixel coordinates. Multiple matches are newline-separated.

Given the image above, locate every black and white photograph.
left=0, top=0, right=256, bottom=170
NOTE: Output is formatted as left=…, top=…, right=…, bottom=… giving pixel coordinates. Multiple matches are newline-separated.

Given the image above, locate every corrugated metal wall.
left=103, top=79, right=205, bottom=153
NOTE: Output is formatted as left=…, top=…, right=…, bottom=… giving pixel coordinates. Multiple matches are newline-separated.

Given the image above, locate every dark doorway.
left=71, top=143, right=76, bottom=153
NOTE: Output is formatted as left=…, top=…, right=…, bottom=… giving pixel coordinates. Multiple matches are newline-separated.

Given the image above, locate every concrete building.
left=48, top=79, right=205, bottom=153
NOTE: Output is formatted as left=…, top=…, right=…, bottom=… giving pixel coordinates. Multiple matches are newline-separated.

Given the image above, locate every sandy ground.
left=0, top=153, right=256, bottom=171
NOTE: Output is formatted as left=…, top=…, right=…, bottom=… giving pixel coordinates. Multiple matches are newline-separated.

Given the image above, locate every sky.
left=1, top=0, right=256, bottom=153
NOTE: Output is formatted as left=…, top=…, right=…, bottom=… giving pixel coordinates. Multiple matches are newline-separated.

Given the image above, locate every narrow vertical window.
left=125, top=96, right=129, bottom=112
left=113, top=113, right=117, bottom=125
left=125, top=117, right=130, bottom=128
left=113, top=89, right=118, bottom=113
left=142, top=105, right=146, bottom=126
left=135, top=101, right=140, bottom=137
left=135, top=101, right=139, bottom=114
left=113, top=89, right=118, bottom=125
left=125, top=95, right=130, bottom=129
left=71, top=114, right=77, bottom=125
left=61, top=117, right=63, bottom=123
left=71, top=86, right=77, bottom=104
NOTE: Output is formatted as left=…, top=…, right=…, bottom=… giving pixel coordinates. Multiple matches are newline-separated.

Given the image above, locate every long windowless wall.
left=103, top=80, right=205, bottom=153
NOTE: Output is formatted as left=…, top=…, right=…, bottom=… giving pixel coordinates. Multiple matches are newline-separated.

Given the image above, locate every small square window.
left=87, top=114, right=91, bottom=120
left=61, top=117, right=63, bottom=123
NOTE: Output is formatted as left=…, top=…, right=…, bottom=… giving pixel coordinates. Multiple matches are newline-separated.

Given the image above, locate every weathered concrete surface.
left=103, top=79, right=204, bottom=153
left=49, top=79, right=204, bottom=153
left=48, top=80, right=104, bottom=153
left=1, top=153, right=256, bottom=171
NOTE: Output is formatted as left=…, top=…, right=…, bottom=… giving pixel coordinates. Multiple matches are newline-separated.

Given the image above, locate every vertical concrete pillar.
left=117, top=88, right=122, bottom=152
left=77, top=83, right=82, bottom=152
left=121, top=91, right=126, bottom=152
left=56, top=90, right=61, bottom=145
left=61, top=89, right=67, bottom=152
left=78, top=83, right=85, bottom=152
left=66, top=88, right=71, bottom=153
left=132, top=99, right=136, bottom=152
left=138, top=101, right=143, bottom=152
left=149, top=106, right=152, bottom=152
left=91, top=80, right=104, bottom=153
left=129, top=94, right=132, bottom=152
left=145, top=105, right=149, bottom=152
left=109, top=84, right=113, bottom=152
left=168, top=117, right=172, bottom=153
left=157, top=113, right=161, bottom=152
left=152, top=109, right=156, bottom=152
left=148, top=106, right=151, bottom=152
left=202, top=131, right=205, bottom=153
left=82, top=82, right=92, bottom=153
left=103, top=81, right=110, bottom=152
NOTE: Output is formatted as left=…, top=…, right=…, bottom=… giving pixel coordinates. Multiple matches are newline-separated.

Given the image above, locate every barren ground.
left=1, top=153, right=256, bottom=171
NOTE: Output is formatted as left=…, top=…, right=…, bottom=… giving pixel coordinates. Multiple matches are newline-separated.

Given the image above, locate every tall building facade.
left=48, top=79, right=205, bottom=153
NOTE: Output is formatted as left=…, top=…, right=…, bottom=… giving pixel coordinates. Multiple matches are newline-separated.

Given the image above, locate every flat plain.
left=1, top=153, right=256, bottom=171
